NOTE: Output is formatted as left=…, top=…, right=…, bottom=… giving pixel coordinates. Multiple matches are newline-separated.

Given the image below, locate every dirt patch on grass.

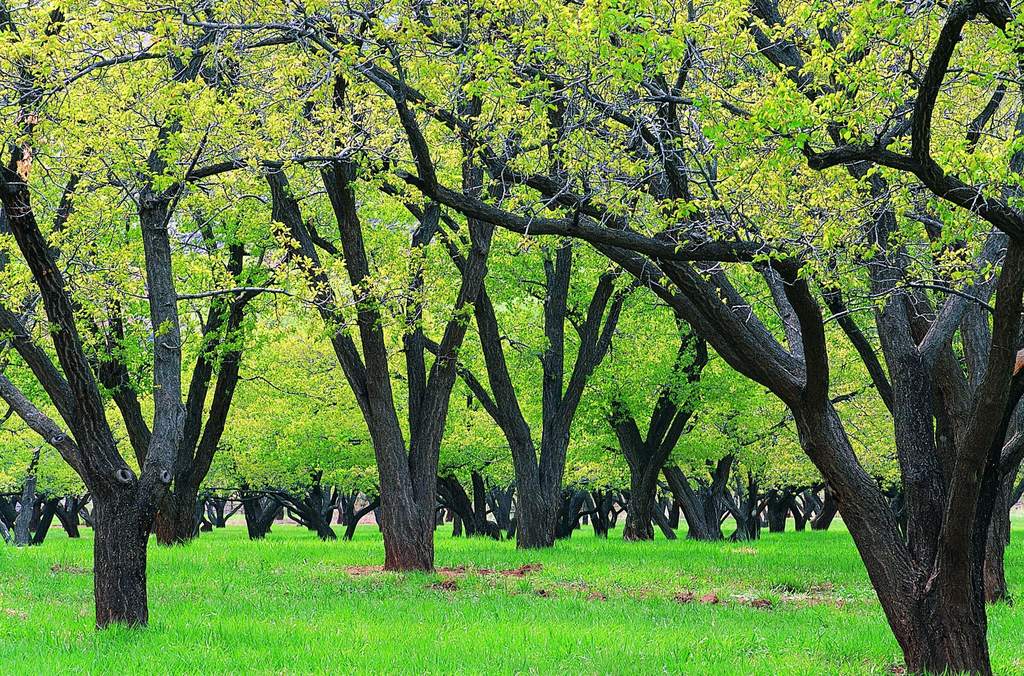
left=494, top=563, right=543, bottom=577
left=427, top=579, right=458, bottom=592
left=343, top=562, right=544, bottom=580
left=778, top=592, right=846, bottom=608
left=673, top=591, right=721, bottom=605
left=733, top=594, right=773, bottom=609
left=50, top=563, right=90, bottom=575
left=343, top=565, right=385, bottom=577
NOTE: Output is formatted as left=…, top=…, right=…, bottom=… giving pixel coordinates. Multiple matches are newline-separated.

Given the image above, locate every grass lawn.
left=0, top=521, right=1021, bottom=674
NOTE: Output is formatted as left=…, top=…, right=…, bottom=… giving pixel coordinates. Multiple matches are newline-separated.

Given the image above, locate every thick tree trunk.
left=555, top=488, right=591, bottom=539
left=380, top=499, right=433, bottom=571
left=623, top=473, right=656, bottom=541
left=92, top=494, right=150, bottom=628
left=663, top=461, right=729, bottom=541
left=516, top=485, right=558, bottom=549
left=154, top=487, right=200, bottom=546
left=240, top=492, right=276, bottom=540
left=487, top=485, right=515, bottom=537
left=766, top=489, right=789, bottom=533
left=894, top=587, right=991, bottom=675
left=13, top=494, right=34, bottom=547
left=589, top=490, right=611, bottom=537
left=668, top=500, right=680, bottom=529
left=729, top=474, right=761, bottom=541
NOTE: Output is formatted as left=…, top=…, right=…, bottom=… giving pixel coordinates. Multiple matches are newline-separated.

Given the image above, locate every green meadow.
left=1, top=522, right=1021, bottom=674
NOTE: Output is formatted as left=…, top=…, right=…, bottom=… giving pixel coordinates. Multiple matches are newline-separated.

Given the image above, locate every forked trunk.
left=154, top=487, right=200, bottom=546
left=92, top=492, right=151, bottom=628
left=812, top=486, right=838, bottom=530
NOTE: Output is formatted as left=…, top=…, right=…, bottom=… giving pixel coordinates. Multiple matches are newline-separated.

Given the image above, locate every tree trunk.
left=589, top=490, right=611, bottom=537
left=729, top=474, right=761, bottom=541
left=623, top=473, right=656, bottom=541
left=344, top=496, right=379, bottom=541
left=984, top=480, right=1011, bottom=603
left=241, top=492, right=276, bottom=540
left=154, top=487, right=200, bottom=545
left=766, top=489, right=789, bottom=533
left=92, top=494, right=150, bottom=628
left=31, top=497, right=60, bottom=545
left=55, top=497, right=81, bottom=538
left=892, top=585, right=991, bottom=675
left=663, top=464, right=726, bottom=541
left=812, top=486, right=838, bottom=530
left=13, top=447, right=40, bottom=547
left=516, top=484, right=558, bottom=548
left=380, top=499, right=434, bottom=571
left=555, top=488, right=589, bottom=539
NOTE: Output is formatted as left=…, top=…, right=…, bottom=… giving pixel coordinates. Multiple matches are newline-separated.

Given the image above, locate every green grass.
left=0, top=522, right=1021, bottom=674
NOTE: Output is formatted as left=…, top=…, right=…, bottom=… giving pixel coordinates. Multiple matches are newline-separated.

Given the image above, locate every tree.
left=0, top=3, right=264, bottom=625
left=585, top=298, right=707, bottom=540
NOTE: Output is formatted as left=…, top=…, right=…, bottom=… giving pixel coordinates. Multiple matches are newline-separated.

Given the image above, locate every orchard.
left=1, top=0, right=1023, bottom=672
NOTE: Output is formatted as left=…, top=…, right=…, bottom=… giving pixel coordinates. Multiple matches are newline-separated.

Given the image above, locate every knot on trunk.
left=114, top=468, right=135, bottom=485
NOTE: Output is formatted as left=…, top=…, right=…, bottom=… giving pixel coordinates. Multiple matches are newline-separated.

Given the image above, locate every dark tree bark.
left=93, top=492, right=150, bottom=627
left=13, top=447, right=40, bottom=546
left=612, top=327, right=707, bottom=541
left=765, top=488, right=792, bottom=533
left=240, top=489, right=278, bottom=540
left=333, top=1, right=1024, bottom=667
left=0, top=495, right=15, bottom=531
left=438, top=473, right=498, bottom=539
left=145, top=240, right=252, bottom=546
left=30, top=497, right=60, bottom=545
left=554, top=488, right=591, bottom=539
left=447, top=241, right=630, bottom=548
left=789, top=492, right=809, bottom=531
left=54, top=496, right=83, bottom=538
left=265, top=83, right=494, bottom=570
left=344, top=496, right=380, bottom=541
left=486, top=484, right=516, bottom=538
left=588, top=489, right=614, bottom=537
left=811, top=486, right=838, bottom=531
left=0, top=166, right=183, bottom=626
left=272, top=474, right=338, bottom=541
left=727, top=473, right=761, bottom=542
left=663, top=458, right=731, bottom=541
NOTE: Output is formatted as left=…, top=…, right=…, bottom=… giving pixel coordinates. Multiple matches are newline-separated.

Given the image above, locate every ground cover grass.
left=1, top=521, right=1021, bottom=674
